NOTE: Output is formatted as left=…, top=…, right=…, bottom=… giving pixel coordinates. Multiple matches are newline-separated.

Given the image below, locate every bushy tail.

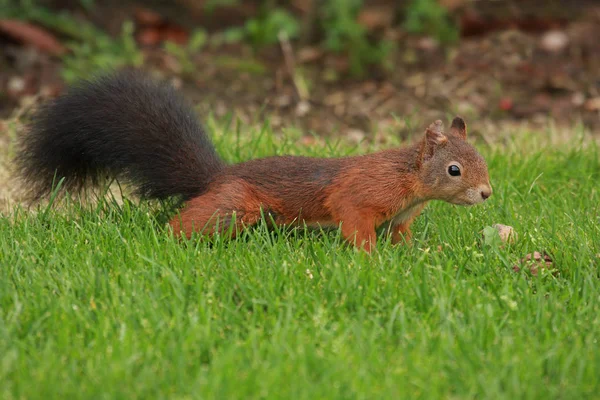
left=16, top=70, right=224, bottom=201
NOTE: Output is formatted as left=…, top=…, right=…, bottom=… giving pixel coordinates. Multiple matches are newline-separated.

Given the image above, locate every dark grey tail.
left=16, top=70, right=224, bottom=201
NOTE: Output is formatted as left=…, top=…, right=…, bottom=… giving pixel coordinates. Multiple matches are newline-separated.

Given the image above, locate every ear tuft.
left=450, top=116, right=467, bottom=139
left=418, top=119, right=448, bottom=166
left=426, top=120, right=447, bottom=146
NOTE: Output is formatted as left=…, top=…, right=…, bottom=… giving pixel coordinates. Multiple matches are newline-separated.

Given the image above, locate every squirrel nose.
left=480, top=187, right=492, bottom=200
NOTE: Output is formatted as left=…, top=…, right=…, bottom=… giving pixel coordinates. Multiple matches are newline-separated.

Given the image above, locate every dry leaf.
left=513, top=251, right=554, bottom=276
left=357, top=7, right=394, bottom=31
left=0, top=19, right=66, bottom=56
left=134, top=7, right=164, bottom=26
left=439, top=0, right=467, bottom=10
left=137, top=28, right=162, bottom=46
left=499, top=97, right=513, bottom=111
left=161, top=26, right=189, bottom=45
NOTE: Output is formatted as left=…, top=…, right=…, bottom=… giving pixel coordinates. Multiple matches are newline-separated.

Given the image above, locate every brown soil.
left=1, top=1, right=599, bottom=146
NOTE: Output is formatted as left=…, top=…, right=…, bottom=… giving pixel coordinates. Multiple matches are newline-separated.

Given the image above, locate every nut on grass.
left=492, top=224, right=518, bottom=244
left=482, top=224, right=517, bottom=247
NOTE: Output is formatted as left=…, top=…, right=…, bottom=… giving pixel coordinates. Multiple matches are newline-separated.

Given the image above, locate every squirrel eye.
left=448, top=165, right=461, bottom=176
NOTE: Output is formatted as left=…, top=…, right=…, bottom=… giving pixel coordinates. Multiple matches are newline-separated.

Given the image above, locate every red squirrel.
left=16, top=71, right=492, bottom=252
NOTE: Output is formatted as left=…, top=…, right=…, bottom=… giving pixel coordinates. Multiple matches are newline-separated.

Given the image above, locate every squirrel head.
left=417, top=117, right=492, bottom=205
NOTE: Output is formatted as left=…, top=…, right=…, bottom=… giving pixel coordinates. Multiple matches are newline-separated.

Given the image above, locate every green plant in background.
left=61, top=21, right=143, bottom=82
left=320, top=0, right=393, bottom=76
left=404, top=0, right=459, bottom=43
left=164, top=29, right=208, bottom=76
left=78, top=0, right=95, bottom=12
left=3, top=0, right=457, bottom=80
left=0, top=0, right=142, bottom=82
left=1, top=0, right=91, bottom=26
left=0, top=1, right=144, bottom=83
left=224, top=7, right=299, bottom=48
left=0, top=0, right=35, bottom=18
left=207, top=0, right=392, bottom=75
left=247, top=8, right=299, bottom=46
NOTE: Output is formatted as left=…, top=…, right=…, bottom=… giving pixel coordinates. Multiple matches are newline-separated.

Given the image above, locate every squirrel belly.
left=16, top=71, right=492, bottom=252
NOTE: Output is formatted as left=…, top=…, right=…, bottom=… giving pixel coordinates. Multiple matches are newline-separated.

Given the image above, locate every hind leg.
left=169, top=180, right=265, bottom=239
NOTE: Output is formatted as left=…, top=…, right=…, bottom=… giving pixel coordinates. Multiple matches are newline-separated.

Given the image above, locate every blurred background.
left=1, top=0, right=599, bottom=141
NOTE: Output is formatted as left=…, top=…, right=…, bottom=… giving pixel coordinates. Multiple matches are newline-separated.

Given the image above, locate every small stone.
left=170, top=76, right=183, bottom=90
left=295, top=100, right=311, bottom=117
left=346, top=129, right=365, bottom=144
left=540, top=30, right=569, bottom=53
left=572, top=92, right=585, bottom=107
left=7, top=76, right=25, bottom=94
left=416, top=37, right=439, bottom=52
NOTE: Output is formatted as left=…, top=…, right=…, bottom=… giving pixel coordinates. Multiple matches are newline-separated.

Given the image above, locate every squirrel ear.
left=418, top=120, right=447, bottom=165
left=450, top=116, right=467, bottom=140
left=425, top=120, right=448, bottom=147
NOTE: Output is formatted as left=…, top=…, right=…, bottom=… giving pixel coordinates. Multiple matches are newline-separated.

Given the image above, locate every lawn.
left=1, top=121, right=599, bottom=399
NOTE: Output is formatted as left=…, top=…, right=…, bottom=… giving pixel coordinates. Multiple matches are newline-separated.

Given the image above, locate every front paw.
left=391, top=229, right=412, bottom=246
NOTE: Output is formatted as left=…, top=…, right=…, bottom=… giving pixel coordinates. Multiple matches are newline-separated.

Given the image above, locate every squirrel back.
left=16, top=71, right=224, bottom=201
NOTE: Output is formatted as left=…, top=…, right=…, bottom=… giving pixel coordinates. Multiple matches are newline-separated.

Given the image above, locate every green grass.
left=1, top=121, right=599, bottom=399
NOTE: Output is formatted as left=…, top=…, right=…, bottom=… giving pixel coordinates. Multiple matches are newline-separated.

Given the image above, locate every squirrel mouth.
left=451, top=197, right=479, bottom=206
left=458, top=187, right=491, bottom=206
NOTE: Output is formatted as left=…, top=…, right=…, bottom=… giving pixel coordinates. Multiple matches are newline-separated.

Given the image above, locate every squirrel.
left=16, top=71, right=492, bottom=252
